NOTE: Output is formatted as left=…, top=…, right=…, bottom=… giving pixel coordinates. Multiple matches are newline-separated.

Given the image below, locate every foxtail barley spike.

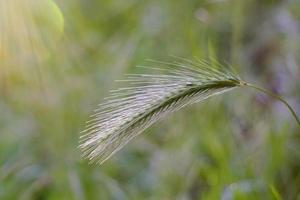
left=79, top=58, right=300, bottom=165
left=79, top=58, right=244, bottom=164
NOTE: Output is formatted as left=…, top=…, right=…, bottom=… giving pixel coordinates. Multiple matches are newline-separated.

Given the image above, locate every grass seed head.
left=80, top=58, right=243, bottom=164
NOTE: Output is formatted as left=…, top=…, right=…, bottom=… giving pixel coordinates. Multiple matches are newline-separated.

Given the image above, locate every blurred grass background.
left=0, top=0, right=300, bottom=199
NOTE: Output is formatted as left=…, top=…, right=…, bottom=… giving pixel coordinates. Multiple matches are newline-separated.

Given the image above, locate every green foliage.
left=0, top=0, right=300, bottom=199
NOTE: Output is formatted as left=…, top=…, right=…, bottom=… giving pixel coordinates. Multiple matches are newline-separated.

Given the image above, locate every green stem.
left=242, top=82, right=300, bottom=127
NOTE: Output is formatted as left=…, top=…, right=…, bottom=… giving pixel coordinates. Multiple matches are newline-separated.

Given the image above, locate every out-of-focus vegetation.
left=0, top=0, right=300, bottom=199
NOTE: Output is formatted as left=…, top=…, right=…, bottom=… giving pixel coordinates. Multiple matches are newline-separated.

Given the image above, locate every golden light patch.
left=0, top=0, right=64, bottom=64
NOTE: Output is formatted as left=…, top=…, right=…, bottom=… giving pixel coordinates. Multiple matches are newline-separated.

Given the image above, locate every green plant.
left=80, top=58, right=300, bottom=164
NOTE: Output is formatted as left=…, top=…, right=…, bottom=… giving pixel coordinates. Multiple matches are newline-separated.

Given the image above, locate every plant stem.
left=243, top=82, right=300, bottom=127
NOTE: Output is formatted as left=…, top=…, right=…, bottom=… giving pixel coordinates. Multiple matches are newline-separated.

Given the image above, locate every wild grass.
left=80, top=58, right=299, bottom=164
